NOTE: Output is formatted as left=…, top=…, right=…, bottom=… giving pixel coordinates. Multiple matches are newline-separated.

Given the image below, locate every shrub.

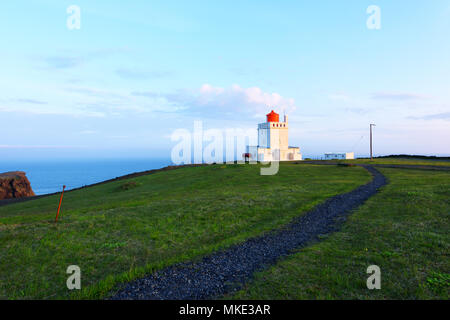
left=118, top=181, right=140, bottom=191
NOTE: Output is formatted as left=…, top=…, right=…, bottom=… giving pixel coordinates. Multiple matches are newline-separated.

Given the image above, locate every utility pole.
left=370, top=124, right=376, bottom=161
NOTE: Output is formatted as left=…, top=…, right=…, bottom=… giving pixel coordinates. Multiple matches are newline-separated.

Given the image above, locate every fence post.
left=55, top=185, right=66, bottom=222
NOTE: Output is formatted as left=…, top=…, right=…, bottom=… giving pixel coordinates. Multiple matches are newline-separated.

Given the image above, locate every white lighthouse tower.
left=246, top=110, right=302, bottom=161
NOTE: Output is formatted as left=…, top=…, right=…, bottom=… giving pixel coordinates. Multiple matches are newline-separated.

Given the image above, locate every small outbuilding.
left=324, top=152, right=355, bottom=160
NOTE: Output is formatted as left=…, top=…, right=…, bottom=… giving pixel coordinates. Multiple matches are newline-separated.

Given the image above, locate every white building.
left=324, top=152, right=355, bottom=160
left=245, top=110, right=302, bottom=162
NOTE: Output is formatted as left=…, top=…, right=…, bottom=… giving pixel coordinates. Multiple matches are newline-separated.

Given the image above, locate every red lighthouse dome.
left=266, top=110, right=279, bottom=123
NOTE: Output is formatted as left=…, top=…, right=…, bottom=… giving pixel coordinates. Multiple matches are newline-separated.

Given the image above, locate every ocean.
left=0, top=158, right=173, bottom=195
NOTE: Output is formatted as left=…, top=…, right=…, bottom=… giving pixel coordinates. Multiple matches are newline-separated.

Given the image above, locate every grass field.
left=0, top=163, right=371, bottom=299
left=231, top=168, right=450, bottom=299
left=305, top=158, right=450, bottom=167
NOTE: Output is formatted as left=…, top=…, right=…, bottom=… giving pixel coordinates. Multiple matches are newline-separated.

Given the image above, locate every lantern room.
left=266, top=110, right=279, bottom=123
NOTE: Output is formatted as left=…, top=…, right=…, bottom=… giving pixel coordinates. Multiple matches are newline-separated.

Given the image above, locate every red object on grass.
left=243, top=153, right=252, bottom=160
left=266, top=110, right=279, bottom=122
left=55, top=185, right=66, bottom=223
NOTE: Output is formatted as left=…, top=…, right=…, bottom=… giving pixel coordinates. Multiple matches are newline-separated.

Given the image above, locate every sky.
left=0, top=0, right=449, bottom=160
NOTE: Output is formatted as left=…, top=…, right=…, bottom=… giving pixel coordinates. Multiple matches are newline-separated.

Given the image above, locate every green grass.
left=307, top=158, right=450, bottom=167
left=0, top=163, right=371, bottom=299
left=230, top=168, right=450, bottom=299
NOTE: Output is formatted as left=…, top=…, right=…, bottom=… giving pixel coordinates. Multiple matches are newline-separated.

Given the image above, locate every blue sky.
left=0, top=0, right=449, bottom=160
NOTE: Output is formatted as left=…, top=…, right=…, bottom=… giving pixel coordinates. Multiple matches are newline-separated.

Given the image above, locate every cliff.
left=0, top=171, right=35, bottom=200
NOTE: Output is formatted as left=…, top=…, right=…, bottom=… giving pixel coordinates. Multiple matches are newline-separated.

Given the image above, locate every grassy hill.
left=304, top=158, right=450, bottom=167
left=231, top=167, right=450, bottom=299
left=1, top=160, right=448, bottom=300
left=0, top=163, right=371, bottom=299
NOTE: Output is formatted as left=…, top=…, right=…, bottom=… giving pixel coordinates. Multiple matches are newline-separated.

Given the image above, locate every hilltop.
left=0, top=160, right=448, bottom=300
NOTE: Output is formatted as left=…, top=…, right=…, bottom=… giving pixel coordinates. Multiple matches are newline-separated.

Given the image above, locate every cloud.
left=116, top=68, right=172, bottom=80
left=17, top=99, right=48, bottom=105
left=229, top=66, right=262, bottom=77
left=1, top=87, right=132, bottom=118
left=371, top=92, right=429, bottom=101
left=0, top=145, right=80, bottom=149
left=328, top=93, right=350, bottom=101
left=130, top=91, right=160, bottom=98
left=3, top=84, right=296, bottom=120
left=79, top=130, right=97, bottom=135
left=149, top=84, right=297, bottom=117
left=44, top=56, right=83, bottom=69
left=65, top=87, right=125, bottom=99
left=408, top=112, right=450, bottom=121
left=41, top=47, right=129, bottom=70
left=0, top=103, right=105, bottom=118
left=64, top=86, right=182, bottom=114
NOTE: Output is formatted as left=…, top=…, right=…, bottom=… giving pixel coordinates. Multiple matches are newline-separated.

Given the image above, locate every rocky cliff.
left=0, top=171, right=35, bottom=200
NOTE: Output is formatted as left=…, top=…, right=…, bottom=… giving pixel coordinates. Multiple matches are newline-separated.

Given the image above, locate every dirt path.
left=111, top=165, right=387, bottom=300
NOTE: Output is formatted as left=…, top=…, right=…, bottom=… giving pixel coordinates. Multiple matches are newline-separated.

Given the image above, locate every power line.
left=351, top=135, right=365, bottom=151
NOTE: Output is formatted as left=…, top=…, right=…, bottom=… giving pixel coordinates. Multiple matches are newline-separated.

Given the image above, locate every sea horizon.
left=2, top=153, right=450, bottom=196
left=0, top=158, right=173, bottom=195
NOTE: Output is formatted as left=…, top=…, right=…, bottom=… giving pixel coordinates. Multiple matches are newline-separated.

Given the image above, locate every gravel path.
left=111, top=165, right=387, bottom=300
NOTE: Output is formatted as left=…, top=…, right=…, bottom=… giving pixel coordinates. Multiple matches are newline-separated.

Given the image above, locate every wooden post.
left=55, top=185, right=66, bottom=223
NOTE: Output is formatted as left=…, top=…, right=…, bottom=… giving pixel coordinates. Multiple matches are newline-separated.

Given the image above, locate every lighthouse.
left=246, top=110, right=302, bottom=161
